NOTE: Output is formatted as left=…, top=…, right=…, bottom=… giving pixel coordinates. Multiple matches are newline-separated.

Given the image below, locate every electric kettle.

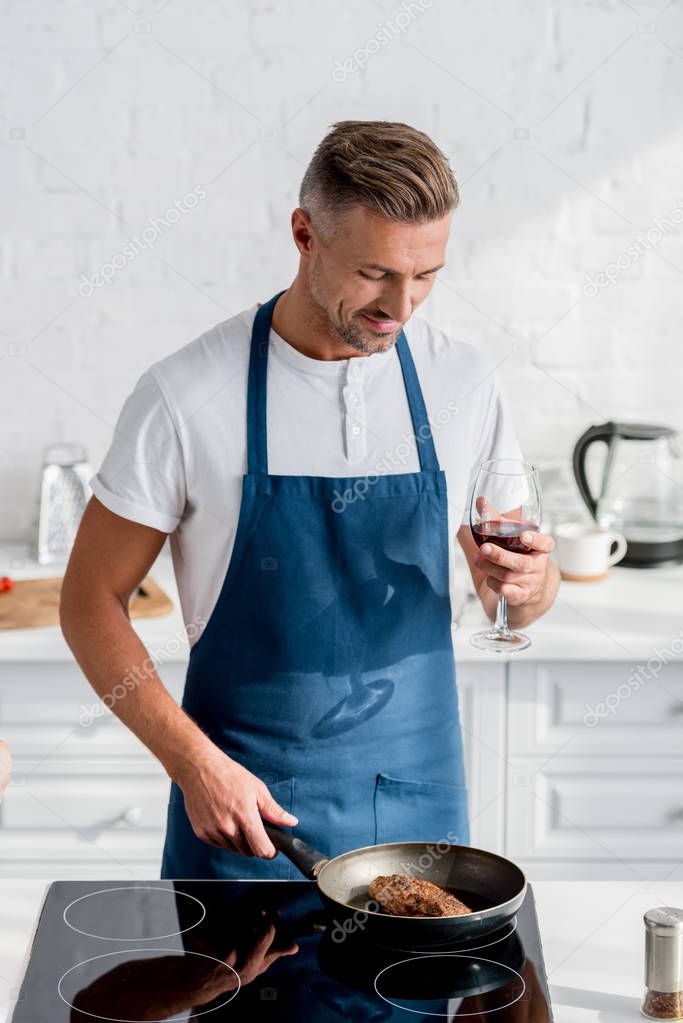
left=572, top=421, right=683, bottom=567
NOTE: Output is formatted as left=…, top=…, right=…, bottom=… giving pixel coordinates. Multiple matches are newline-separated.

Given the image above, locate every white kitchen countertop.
left=1, top=541, right=682, bottom=663
left=0, top=880, right=675, bottom=1021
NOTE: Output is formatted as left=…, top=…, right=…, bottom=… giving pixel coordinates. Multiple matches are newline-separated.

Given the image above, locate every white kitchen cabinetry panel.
left=0, top=660, right=187, bottom=879
left=508, top=661, right=683, bottom=757
left=0, top=662, right=186, bottom=758
left=506, top=757, right=683, bottom=862
left=456, top=661, right=506, bottom=855
left=0, top=760, right=170, bottom=878
left=524, top=861, right=683, bottom=881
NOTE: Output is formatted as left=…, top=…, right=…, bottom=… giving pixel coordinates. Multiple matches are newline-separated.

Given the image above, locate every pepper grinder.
left=642, top=907, right=683, bottom=1020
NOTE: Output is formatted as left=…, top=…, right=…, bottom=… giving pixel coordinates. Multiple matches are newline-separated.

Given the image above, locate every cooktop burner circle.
left=381, top=915, right=519, bottom=956
left=374, top=952, right=526, bottom=1017
left=57, top=948, right=240, bottom=1022
left=452, top=915, right=518, bottom=954
left=63, top=886, right=206, bottom=942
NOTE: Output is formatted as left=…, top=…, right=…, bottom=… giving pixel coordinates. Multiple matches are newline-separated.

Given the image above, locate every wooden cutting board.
left=0, top=576, right=173, bottom=630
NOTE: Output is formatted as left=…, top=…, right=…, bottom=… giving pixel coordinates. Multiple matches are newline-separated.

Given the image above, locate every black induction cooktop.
left=11, top=880, right=553, bottom=1021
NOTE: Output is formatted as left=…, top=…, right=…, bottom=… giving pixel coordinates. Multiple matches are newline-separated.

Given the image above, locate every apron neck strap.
left=247, top=291, right=439, bottom=474
left=394, top=332, right=439, bottom=472
left=247, top=291, right=284, bottom=475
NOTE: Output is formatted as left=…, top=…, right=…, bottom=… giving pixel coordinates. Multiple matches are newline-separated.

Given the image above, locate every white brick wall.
left=1, top=0, right=682, bottom=540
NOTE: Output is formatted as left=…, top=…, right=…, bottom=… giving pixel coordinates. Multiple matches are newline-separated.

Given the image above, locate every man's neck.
left=270, top=278, right=370, bottom=362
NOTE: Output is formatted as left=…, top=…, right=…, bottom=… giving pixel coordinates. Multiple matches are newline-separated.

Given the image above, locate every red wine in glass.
left=468, top=459, right=542, bottom=652
left=472, top=520, right=539, bottom=555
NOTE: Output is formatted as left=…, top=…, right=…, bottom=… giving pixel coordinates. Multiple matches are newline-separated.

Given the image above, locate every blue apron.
left=161, top=291, right=469, bottom=879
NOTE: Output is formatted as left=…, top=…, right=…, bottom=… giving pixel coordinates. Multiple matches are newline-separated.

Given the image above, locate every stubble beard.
left=308, top=262, right=400, bottom=355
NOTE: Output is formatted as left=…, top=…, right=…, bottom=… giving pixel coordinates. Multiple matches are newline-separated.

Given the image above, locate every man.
left=61, top=120, right=559, bottom=879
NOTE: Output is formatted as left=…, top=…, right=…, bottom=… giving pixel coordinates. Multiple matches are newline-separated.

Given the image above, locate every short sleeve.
left=90, top=369, right=186, bottom=533
left=461, top=372, right=525, bottom=524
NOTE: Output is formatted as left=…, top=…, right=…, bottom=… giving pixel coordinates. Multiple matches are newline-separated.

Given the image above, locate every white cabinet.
left=506, top=661, right=683, bottom=880
left=2, top=761, right=171, bottom=877
left=456, top=661, right=507, bottom=854
left=0, top=664, right=182, bottom=758
left=508, top=661, right=683, bottom=756
left=506, top=756, right=683, bottom=860
left=0, top=661, right=186, bottom=878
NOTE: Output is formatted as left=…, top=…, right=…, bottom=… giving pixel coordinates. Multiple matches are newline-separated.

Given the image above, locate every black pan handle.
left=264, top=824, right=330, bottom=879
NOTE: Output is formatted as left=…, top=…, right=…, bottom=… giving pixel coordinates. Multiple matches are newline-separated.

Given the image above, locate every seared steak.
left=368, top=874, right=472, bottom=917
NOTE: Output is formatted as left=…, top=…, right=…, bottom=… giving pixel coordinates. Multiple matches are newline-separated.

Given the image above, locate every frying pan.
left=264, top=825, right=526, bottom=949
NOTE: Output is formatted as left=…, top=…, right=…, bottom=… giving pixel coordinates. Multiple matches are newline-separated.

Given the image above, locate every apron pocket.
left=266, top=776, right=295, bottom=815
left=261, top=776, right=297, bottom=879
left=373, top=772, right=469, bottom=847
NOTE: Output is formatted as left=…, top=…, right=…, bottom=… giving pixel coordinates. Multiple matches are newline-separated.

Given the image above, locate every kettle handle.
left=572, top=421, right=617, bottom=520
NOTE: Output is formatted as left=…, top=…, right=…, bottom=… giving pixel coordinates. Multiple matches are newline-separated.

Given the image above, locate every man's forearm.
left=480, top=558, right=561, bottom=628
left=60, top=592, right=213, bottom=785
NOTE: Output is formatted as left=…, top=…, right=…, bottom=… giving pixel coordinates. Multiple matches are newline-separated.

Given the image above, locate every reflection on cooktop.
left=374, top=953, right=525, bottom=1017
left=12, top=880, right=553, bottom=1021
left=59, top=947, right=240, bottom=1021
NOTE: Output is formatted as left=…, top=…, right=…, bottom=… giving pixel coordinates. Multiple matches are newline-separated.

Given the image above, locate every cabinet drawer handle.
left=117, top=805, right=143, bottom=828
left=81, top=804, right=143, bottom=841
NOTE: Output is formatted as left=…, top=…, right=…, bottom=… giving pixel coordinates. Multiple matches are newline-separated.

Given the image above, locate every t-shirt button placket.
left=343, top=360, right=366, bottom=461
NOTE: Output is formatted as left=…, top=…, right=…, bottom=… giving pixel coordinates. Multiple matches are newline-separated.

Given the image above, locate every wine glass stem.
left=494, top=594, right=511, bottom=635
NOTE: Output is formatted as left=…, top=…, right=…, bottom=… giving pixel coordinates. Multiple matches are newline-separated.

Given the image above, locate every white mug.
left=554, top=523, right=628, bottom=581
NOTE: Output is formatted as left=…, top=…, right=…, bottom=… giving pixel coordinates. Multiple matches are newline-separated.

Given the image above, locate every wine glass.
left=469, top=458, right=542, bottom=653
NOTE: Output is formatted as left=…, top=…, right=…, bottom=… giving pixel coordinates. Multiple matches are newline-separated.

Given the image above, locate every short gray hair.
left=299, top=120, right=459, bottom=241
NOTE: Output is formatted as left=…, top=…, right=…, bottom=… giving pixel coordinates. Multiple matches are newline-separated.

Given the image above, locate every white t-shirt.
left=92, top=302, right=523, bottom=640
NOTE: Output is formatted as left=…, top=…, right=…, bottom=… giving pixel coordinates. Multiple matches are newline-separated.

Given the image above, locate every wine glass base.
left=469, top=629, right=531, bottom=653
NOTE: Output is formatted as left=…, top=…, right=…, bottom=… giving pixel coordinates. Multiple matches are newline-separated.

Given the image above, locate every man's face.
left=304, top=205, right=451, bottom=354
